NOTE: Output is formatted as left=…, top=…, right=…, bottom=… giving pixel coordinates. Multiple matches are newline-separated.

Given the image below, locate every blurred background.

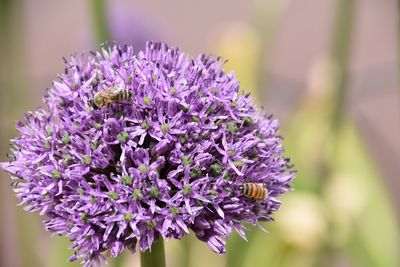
left=0, top=0, right=399, bottom=266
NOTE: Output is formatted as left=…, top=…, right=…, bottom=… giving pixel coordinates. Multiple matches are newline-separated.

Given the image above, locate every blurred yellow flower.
left=275, top=192, right=327, bottom=251
left=325, top=172, right=368, bottom=220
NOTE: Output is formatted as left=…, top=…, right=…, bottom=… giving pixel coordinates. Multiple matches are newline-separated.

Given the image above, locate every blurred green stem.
left=113, top=252, right=124, bottom=267
left=181, top=235, right=190, bottom=267
left=313, top=0, right=356, bottom=265
left=317, top=0, right=356, bottom=186
left=90, top=0, right=109, bottom=43
left=140, top=238, right=166, bottom=267
left=330, top=0, right=356, bottom=134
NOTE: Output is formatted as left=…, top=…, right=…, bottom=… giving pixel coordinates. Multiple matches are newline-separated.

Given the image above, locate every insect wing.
left=108, top=87, right=122, bottom=101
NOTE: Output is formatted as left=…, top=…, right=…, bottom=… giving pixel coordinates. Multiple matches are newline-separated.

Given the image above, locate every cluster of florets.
left=0, top=42, right=294, bottom=266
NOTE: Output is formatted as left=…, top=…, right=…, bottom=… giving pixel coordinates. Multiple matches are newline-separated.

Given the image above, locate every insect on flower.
left=0, top=42, right=295, bottom=266
left=239, top=183, right=268, bottom=200
left=93, top=86, right=133, bottom=108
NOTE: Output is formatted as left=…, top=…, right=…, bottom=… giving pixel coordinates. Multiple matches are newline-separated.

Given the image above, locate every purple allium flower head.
left=1, top=42, right=295, bottom=266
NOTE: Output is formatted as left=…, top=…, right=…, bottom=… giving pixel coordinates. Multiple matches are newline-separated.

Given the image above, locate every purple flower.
left=1, top=42, right=295, bottom=266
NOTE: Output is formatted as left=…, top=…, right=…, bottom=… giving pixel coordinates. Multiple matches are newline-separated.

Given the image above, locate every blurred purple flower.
left=1, top=42, right=295, bottom=266
left=106, top=4, right=165, bottom=51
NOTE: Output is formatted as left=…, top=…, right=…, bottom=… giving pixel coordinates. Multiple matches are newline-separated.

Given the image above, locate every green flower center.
left=182, top=156, right=192, bottom=166
left=209, top=189, right=217, bottom=196
left=117, top=132, right=129, bottom=143
left=233, top=160, right=244, bottom=167
left=182, top=104, right=190, bottom=112
left=191, top=167, right=201, bottom=178
left=141, top=120, right=150, bottom=129
left=192, top=115, right=200, bottom=122
left=161, top=123, right=170, bottom=133
left=149, top=186, right=159, bottom=198
left=146, top=220, right=156, bottom=229
left=62, top=133, right=70, bottom=144
left=243, top=116, right=253, bottom=126
left=77, top=188, right=84, bottom=195
left=183, top=184, right=192, bottom=196
left=90, top=140, right=99, bottom=150
left=179, top=135, right=187, bottom=143
left=210, top=164, right=222, bottom=176
left=82, top=155, right=91, bottom=165
left=46, top=127, right=53, bottom=136
left=108, top=190, right=119, bottom=200
left=170, top=206, right=180, bottom=215
left=143, top=96, right=151, bottom=106
left=51, top=170, right=61, bottom=179
left=44, top=140, right=51, bottom=149
left=132, top=189, right=143, bottom=200
left=223, top=172, right=232, bottom=181
left=227, top=122, right=238, bottom=133
left=63, top=154, right=73, bottom=166
left=122, top=175, right=133, bottom=185
left=124, top=213, right=133, bottom=222
left=81, top=213, right=89, bottom=223
left=139, top=164, right=148, bottom=174
left=228, top=149, right=236, bottom=157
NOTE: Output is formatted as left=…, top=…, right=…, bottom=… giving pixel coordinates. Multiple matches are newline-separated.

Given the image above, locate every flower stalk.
left=329, top=0, right=355, bottom=136
left=313, top=0, right=356, bottom=266
left=90, top=0, right=109, bottom=43
left=140, top=238, right=166, bottom=267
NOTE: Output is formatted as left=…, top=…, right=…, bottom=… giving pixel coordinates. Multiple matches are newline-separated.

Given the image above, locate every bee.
left=239, top=183, right=268, bottom=200
left=93, top=86, right=132, bottom=108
